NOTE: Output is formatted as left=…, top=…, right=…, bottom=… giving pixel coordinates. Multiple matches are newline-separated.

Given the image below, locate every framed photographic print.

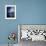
left=5, top=5, right=16, bottom=19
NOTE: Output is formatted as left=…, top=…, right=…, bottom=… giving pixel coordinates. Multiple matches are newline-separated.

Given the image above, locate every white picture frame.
left=5, top=5, right=16, bottom=19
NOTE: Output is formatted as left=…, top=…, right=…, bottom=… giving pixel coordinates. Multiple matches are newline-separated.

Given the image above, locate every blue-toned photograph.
left=5, top=5, right=16, bottom=19
left=7, top=7, right=15, bottom=17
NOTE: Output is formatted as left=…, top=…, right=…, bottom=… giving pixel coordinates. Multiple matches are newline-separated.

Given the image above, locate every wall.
left=0, top=0, right=18, bottom=44
left=0, top=0, right=46, bottom=44
left=17, top=0, right=46, bottom=24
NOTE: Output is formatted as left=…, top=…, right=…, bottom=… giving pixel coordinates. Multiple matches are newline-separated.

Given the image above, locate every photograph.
left=5, top=5, right=16, bottom=19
